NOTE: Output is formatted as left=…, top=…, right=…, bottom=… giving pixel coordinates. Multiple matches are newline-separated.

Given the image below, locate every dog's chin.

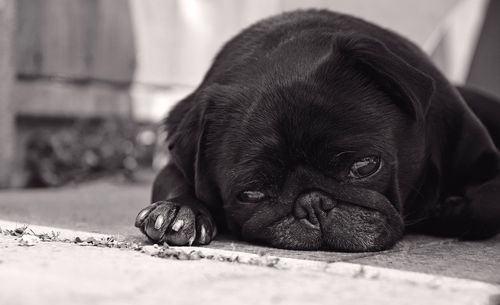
left=243, top=204, right=404, bottom=252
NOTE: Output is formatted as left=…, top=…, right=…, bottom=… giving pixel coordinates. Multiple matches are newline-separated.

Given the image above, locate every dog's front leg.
left=134, top=164, right=216, bottom=246
left=457, top=176, right=500, bottom=240
left=419, top=176, right=500, bottom=240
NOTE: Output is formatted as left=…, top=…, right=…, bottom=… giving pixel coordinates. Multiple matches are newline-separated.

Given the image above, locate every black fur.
left=135, top=10, right=500, bottom=251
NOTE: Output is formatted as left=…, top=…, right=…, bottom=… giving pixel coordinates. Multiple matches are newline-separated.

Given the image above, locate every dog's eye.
left=237, top=191, right=266, bottom=203
left=348, top=156, right=381, bottom=178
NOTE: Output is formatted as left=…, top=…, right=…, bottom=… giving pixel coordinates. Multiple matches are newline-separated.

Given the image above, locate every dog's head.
left=168, top=35, right=435, bottom=251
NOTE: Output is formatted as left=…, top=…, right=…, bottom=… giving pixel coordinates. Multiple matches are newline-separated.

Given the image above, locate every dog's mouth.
left=239, top=188, right=404, bottom=252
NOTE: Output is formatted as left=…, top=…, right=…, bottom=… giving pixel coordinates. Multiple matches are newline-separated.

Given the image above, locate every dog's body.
left=135, top=10, right=500, bottom=251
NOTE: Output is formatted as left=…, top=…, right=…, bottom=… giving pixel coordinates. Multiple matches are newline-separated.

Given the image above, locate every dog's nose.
left=294, top=191, right=336, bottom=229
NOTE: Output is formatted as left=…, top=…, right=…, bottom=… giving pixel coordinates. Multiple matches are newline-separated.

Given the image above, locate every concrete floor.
left=1, top=175, right=499, bottom=304
left=1, top=231, right=499, bottom=305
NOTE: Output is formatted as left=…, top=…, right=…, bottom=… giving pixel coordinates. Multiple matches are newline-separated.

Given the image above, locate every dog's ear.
left=165, top=90, right=219, bottom=207
left=332, top=35, right=435, bottom=122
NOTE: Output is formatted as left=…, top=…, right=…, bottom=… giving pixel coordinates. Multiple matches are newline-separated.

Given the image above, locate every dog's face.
left=182, top=35, right=434, bottom=251
left=215, top=85, right=407, bottom=251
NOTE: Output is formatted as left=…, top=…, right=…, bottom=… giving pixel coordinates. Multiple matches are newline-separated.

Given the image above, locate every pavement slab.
left=1, top=229, right=499, bottom=305
left=351, top=235, right=500, bottom=284
left=0, top=178, right=151, bottom=236
left=206, top=234, right=451, bottom=262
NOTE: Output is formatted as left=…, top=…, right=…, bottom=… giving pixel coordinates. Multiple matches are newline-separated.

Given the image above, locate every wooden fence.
left=15, top=0, right=136, bottom=118
left=0, top=0, right=15, bottom=187
left=0, top=0, right=137, bottom=187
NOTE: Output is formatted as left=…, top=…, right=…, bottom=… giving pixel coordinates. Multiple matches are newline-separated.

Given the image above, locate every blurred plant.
left=24, top=118, right=157, bottom=188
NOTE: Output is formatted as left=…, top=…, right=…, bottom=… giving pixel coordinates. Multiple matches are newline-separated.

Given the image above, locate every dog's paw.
left=441, top=196, right=469, bottom=218
left=441, top=196, right=498, bottom=240
left=134, top=201, right=216, bottom=246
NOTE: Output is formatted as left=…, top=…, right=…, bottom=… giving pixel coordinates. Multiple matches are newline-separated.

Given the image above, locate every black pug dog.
left=135, top=10, right=500, bottom=252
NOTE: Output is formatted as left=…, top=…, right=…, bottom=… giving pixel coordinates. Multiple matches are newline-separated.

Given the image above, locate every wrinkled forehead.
left=211, top=81, right=404, bottom=190
left=235, top=82, right=401, bottom=154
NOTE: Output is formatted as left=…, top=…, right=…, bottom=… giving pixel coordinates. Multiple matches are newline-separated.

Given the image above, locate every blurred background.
left=0, top=0, right=499, bottom=189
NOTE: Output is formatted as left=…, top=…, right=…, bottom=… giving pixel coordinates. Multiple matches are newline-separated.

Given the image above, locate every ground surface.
left=1, top=174, right=499, bottom=304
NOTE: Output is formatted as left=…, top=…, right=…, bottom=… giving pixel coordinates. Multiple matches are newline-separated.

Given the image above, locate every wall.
left=15, top=0, right=136, bottom=119
left=3, top=0, right=138, bottom=187
left=0, top=0, right=15, bottom=187
left=467, top=0, right=500, bottom=97
left=129, top=0, right=479, bottom=121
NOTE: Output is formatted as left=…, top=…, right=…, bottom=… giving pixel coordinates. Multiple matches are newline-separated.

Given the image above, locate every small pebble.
left=15, top=227, right=27, bottom=235
left=189, top=251, right=203, bottom=260
left=177, top=252, right=190, bottom=260
left=18, top=235, right=40, bottom=247
left=142, top=244, right=160, bottom=256
left=162, top=248, right=179, bottom=257
left=85, top=237, right=97, bottom=244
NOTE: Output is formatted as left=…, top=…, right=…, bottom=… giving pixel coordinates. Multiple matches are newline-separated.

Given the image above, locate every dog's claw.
left=154, top=215, right=165, bottom=230
left=135, top=206, right=154, bottom=227
left=135, top=201, right=216, bottom=246
left=171, top=219, right=185, bottom=232
left=212, top=226, right=217, bottom=239
left=199, top=225, right=207, bottom=244
left=188, top=234, right=196, bottom=246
